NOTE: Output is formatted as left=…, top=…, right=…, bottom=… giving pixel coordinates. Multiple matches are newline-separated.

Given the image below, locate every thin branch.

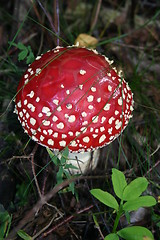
left=32, top=216, right=55, bottom=239
left=54, top=0, right=60, bottom=45
left=6, top=175, right=107, bottom=239
left=36, top=0, right=57, bottom=37
left=90, top=0, right=102, bottom=33
left=42, top=205, right=93, bottom=237
left=30, top=144, right=42, bottom=198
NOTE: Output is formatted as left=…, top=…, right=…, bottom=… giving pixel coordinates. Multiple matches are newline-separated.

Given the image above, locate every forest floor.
left=0, top=1, right=160, bottom=239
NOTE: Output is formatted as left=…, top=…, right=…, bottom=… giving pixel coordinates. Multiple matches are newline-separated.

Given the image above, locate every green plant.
left=0, top=210, right=12, bottom=239
left=16, top=182, right=31, bottom=207
left=8, top=42, right=35, bottom=64
left=90, top=168, right=157, bottom=240
left=47, top=147, right=79, bottom=195
left=17, top=229, right=32, bottom=240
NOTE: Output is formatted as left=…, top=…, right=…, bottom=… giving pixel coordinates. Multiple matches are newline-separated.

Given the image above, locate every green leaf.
left=64, top=164, right=79, bottom=170
left=64, top=170, right=75, bottom=194
left=152, top=213, right=160, bottom=227
left=0, top=211, right=10, bottom=222
left=69, top=181, right=75, bottom=195
left=17, top=229, right=32, bottom=240
left=17, top=42, right=26, bottom=50
left=63, top=169, right=70, bottom=179
left=125, top=211, right=130, bottom=224
left=26, top=51, right=35, bottom=64
left=123, top=196, right=156, bottom=211
left=92, top=214, right=99, bottom=227
left=47, top=148, right=60, bottom=166
left=142, top=237, right=154, bottom=240
left=112, top=168, right=127, bottom=199
left=60, top=147, right=69, bottom=165
left=0, top=223, right=6, bottom=238
left=61, top=156, right=66, bottom=165
left=104, top=233, right=119, bottom=240
left=18, top=49, right=28, bottom=61
left=90, top=189, right=119, bottom=211
left=62, top=147, right=69, bottom=158
left=117, top=226, right=154, bottom=240
left=8, top=41, right=34, bottom=63
left=56, top=166, right=64, bottom=184
left=123, top=177, right=148, bottom=201
left=16, top=182, right=29, bottom=206
left=0, top=211, right=11, bottom=238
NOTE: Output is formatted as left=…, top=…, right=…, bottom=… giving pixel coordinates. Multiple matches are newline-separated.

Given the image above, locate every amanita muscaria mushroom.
left=15, top=46, right=134, bottom=171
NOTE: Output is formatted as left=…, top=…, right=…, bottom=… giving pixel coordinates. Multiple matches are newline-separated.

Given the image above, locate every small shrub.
left=90, top=168, right=156, bottom=240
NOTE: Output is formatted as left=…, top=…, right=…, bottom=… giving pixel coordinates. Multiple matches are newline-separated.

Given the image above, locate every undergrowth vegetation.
left=0, top=1, right=160, bottom=239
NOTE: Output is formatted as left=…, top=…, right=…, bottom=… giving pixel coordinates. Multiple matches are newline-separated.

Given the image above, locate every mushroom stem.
left=54, top=149, right=100, bottom=174
left=69, top=149, right=100, bottom=174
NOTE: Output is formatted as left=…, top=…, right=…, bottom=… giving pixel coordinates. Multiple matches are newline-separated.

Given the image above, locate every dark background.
left=0, top=1, right=160, bottom=239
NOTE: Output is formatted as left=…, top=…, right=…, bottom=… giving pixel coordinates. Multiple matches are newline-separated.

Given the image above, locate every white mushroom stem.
left=54, top=149, right=100, bottom=174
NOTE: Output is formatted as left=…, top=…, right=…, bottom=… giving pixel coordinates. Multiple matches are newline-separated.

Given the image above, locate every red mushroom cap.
left=15, top=46, right=134, bottom=152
